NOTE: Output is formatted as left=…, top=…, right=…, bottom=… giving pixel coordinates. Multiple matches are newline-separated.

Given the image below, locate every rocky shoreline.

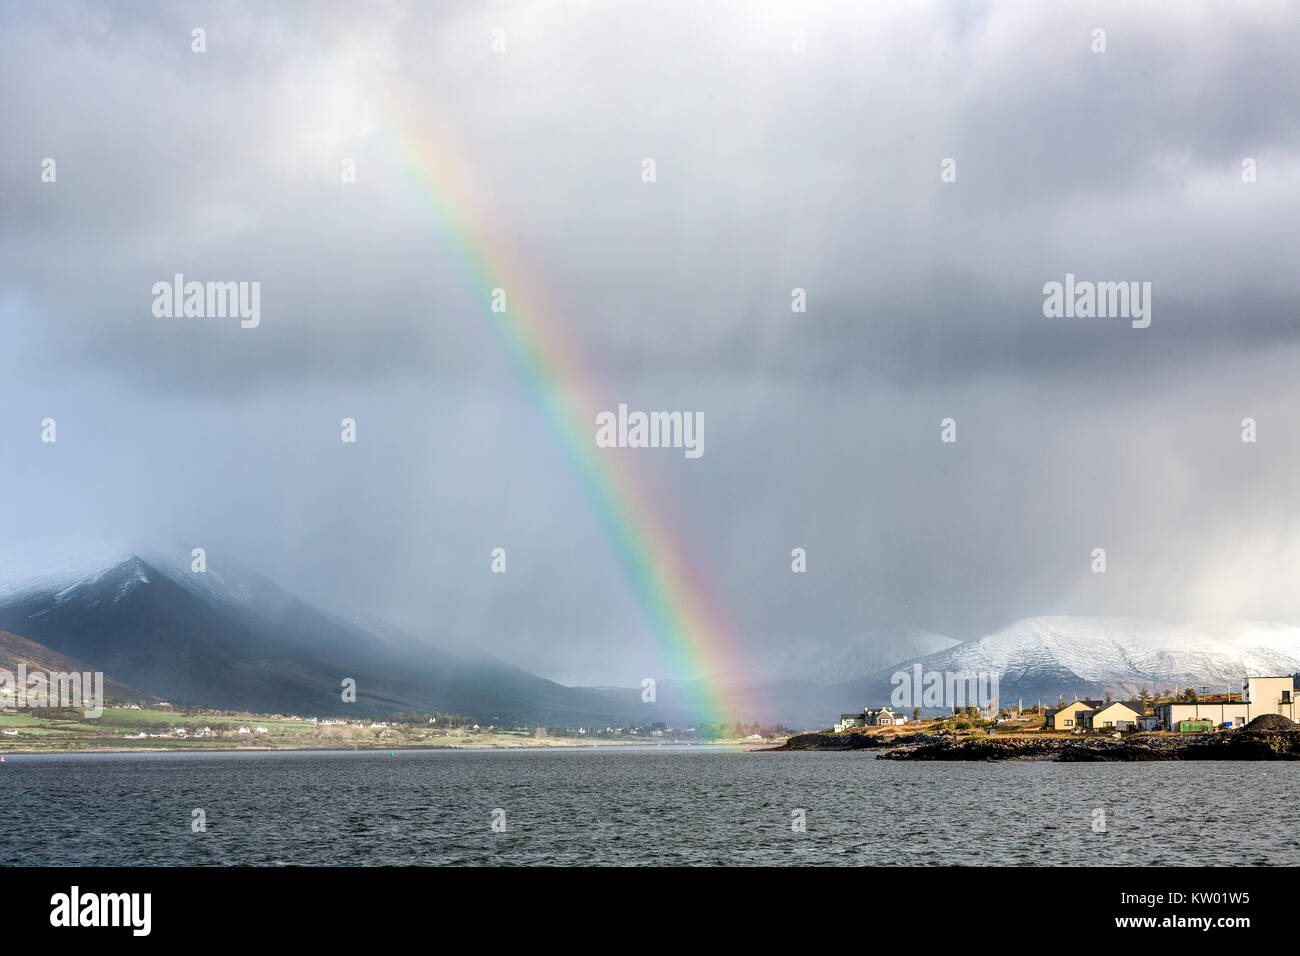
left=772, top=731, right=936, bottom=752
left=773, top=727, right=1300, bottom=761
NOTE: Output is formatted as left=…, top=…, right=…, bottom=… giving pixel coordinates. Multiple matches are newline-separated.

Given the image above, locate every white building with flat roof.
left=1154, top=676, right=1298, bottom=731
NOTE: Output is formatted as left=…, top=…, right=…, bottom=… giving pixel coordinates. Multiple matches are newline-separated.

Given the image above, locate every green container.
left=1177, top=719, right=1213, bottom=733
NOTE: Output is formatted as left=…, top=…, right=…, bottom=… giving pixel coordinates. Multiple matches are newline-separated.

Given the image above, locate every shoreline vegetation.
left=771, top=714, right=1300, bottom=760
left=0, top=705, right=777, bottom=755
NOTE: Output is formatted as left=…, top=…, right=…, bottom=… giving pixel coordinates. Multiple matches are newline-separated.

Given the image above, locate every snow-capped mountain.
left=879, top=616, right=1300, bottom=703
left=0, top=538, right=258, bottom=612
left=0, top=538, right=139, bottom=604
left=4, top=541, right=1297, bottom=724
left=0, top=539, right=669, bottom=723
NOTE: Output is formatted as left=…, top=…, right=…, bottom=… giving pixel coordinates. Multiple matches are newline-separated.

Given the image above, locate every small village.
left=832, top=675, right=1300, bottom=737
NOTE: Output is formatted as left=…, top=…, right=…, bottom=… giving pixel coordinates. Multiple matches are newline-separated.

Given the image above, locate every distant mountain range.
left=0, top=541, right=657, bottom=725
left=1, top=541, right=1297, bottom=727
left=638, top=618, right=1300, bottom=725
left=876, top=616, right=1300, bottom=705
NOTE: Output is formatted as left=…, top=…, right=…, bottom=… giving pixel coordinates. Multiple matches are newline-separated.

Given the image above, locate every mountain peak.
left=898, top=615, right=1300, bottom=700
left=0, top=539, right=673, bottom=724
left=0, top=537, right=138, bottom=604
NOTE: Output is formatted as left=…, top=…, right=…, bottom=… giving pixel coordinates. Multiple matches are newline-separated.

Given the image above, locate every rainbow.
left=374, top=112, right=744, bottom=726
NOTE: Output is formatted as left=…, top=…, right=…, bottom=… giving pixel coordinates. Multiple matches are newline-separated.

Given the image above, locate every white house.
left=868, top=707, right=906, bottom=726
left=835, top=706, right=907, bottom=732
left=1155, top=676, right=1299, bottom=731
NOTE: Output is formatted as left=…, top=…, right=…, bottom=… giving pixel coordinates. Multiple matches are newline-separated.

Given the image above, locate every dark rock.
left=1242, top=714, right=1299, bottom=732
left=882, top=729, right=1300, bottom=761
left=771, top=731, right=934, bottom=751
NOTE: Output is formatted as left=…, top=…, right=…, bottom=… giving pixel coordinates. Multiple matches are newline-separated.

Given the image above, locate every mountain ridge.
left=2, top=542, right=1298, bottom=725
left=0, top=543, right=673, bottom=724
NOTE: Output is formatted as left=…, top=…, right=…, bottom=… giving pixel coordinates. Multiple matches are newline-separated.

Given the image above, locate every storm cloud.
left=2, top=0, right=1299, bottom=685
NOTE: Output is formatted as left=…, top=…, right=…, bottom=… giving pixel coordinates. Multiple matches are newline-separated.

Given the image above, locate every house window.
left=1064, top=719, right=1072, bottom=726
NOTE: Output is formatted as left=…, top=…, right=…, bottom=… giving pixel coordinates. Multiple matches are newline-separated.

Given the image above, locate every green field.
left=0, top=706, right=747, bottom=753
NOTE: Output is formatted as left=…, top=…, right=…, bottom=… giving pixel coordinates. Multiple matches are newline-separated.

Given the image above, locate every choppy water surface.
left=2, top=747, right=1294, bottom=865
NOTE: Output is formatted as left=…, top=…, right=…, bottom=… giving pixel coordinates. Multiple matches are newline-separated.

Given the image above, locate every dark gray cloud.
left=2, top=1, right=1298, bottom=684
